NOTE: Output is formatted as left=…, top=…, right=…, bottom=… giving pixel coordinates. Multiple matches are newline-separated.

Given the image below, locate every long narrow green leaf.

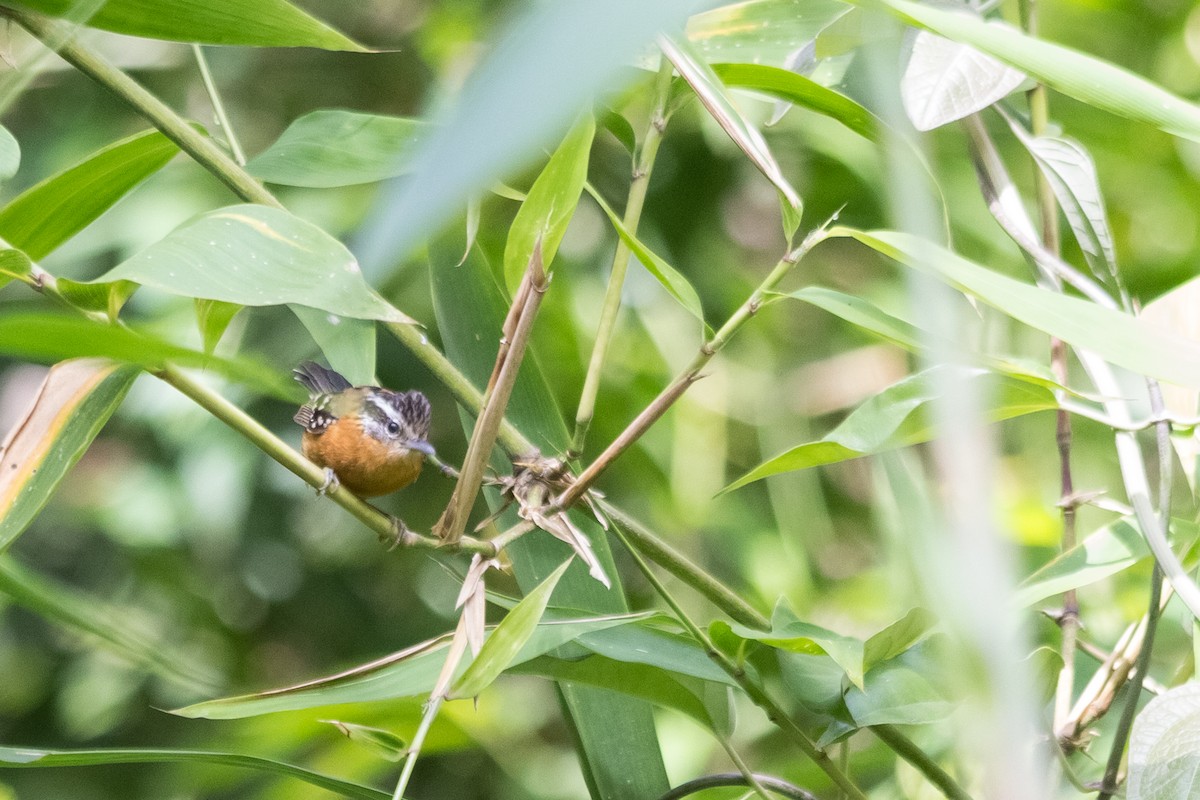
left=503, top=115, right=595, bottom=293
left=837, top=228, right=1200, bottom=388
left=865, top=0, right=1200, bottom=142
left=450, top=558, right=573, bottom=699
left=0, top=359, right=138, bottom=553
left=4, top=0, right=365, bottom=50
left=686, top=0, right=849, bottom=67
left=247, top=110, right=427, bottom=188
left=0, top=746, right=386, bottom=800
left=0, top=124, right=19, bottom=181
left=0, top=129, right=179, bottom=261
left=731, top=618, right=865, bottom=690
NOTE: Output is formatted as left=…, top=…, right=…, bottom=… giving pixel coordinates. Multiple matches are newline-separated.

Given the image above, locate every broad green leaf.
left=577, top=621, right=735, bottom=685
left=0, top=129, right=179, bottom=261
left=97, top=204, right=414, bottom=325
left=662, top=36, right=801, bottom=211
left=778, top=650, right=850, bottom=715
left=686, top=0, right=849, bottom=67
left=322, top=721, right=407, bottom=762
left=431, top=237, right=669, bottom=799
left=598, top=109, right=637, bottom=156
left=289, top=305, right=376, bottom=387
left=900, top=30, right=1026, bottom=131
left=6, top=0, right=365, bottom=50
left=585, top=184, right=705, bottom=324
left=0, top=746, right=386, bottom=800
left=731, top=616, right=864, bottom=690
left=866, top=0, right=1200, bottom=142
left=195, top=299, right=243, bottom=354
left=175, top=610, right=647, bottom=719
left=1006, top=119, right=1119, bottom=292
left=512, top=654, right=732, bottom=733
left=0, top=359, right=137, bottom=554
left=502, top=115, right=595, bottom=293
left=838, top=228, right=1200, bottom=388
left=0, top=557, right=218, bottom=690
left=722, top=365, right=1057, bottom=492
left=863, top=608, right=937, bottom=671
left=712, top=62, right=881, bottom=142
left=246, top=110, right=427, bottom=188
left=0, top=314, right=297, bottom=400
left=0, top=125, right=19, bottom=181
left=359, top=0, right=696, bottom=272
left=57, top=278, right=138, bottom=321
left=843, top=658, right=953, bottom=727
left=0, top=248, right=33, bottom=284
left=449, top=558, right=573, bottom=699
left=1128, top=682, right=1200, bottom=800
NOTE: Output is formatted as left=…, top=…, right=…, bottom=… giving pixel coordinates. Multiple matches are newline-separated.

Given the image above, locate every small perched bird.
left=293, top=361, right=434, bottom=498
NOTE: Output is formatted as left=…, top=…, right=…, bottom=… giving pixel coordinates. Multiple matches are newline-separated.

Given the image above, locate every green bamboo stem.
left=870, top=725, right=974, bottom=800
left=1, top=8, right=281, bottom=209
left=570, top=56, right=674, bottom=457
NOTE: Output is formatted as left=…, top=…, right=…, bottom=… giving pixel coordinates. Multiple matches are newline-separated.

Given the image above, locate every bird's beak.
left=404, top=440, right=437, bottom=457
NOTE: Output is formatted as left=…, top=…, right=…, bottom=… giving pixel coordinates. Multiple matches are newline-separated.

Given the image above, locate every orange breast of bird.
left=301, top=417, right=424, bottom=498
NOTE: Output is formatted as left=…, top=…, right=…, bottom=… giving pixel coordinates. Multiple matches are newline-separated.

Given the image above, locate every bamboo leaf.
left=0, top=359, right=137, bottom=554
left=321, top=721, right=407, bottom=762
left=1129, top=683, right=1200, bottom=800
left=900, top=30, right=1026, bottom=131
left=0, top=124, right=19, bottom=181
left=837, top=228, right=1200, bottom=388
left=843, top=658, right=953, bottom=727
left=503, top=115, right=595, bottom=293
left=730, top=616, right=865, bottom=690
left=195, top=299, right=244, bottom=354
left=863, top=607, right=937, bottom=671
left=0, top=746, right=386, bottom=800
left=685, top=0, right=850, bottom=67
left=449, top=558, right=573, bottom=699
left=662, top=35, right=801, bottom=211
left=288, top=305, right=376, bottom=387
left=4, top=0, right=365, bottom=50
left=97, top=204, right=415, bottom=325
left=247, top=110, right=427, bottom=188
left=0, top=129, right=179, bottom=261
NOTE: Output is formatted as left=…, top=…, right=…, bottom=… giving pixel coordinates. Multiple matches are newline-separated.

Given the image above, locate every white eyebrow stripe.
left=367, top=393, right=402, bottom=424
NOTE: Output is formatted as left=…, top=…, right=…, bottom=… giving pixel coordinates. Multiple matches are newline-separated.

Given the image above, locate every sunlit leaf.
left=5, top=0, right=365, bottom=50
left=247, top=110, right=427, bottom=188
left=0, top=248, right=33, bottom=285
left=503, top=115, right=595, bottom=293
left=0, top=129, right=179, bottom=261
left=901, top=30, right=1026, bottom=131
left=662, top=36, right=801, bottom=211
left=0, top=359, right=137, bottom=554
left=868, top=0, right=1200, bottom=141
left=1128, top=682, right=1200, bottom=800
left=0, top=746, right=386, bottom=799
left=863, top=607, right=937, bottom=671
left=57, top=278, right=138, bottom=321
left=0, top=125, right=19, bottom=181
left=686, top=0, right=849, bottom=67
left=195, top=299, right=243, bottom=354
left=838, top=228, right=1200, bottom=388
left=0, top=314, right=297, bottom=400
left=585, top=184, right=705, bottom=324
left=731, top=614, right=865, bottom=689
left=97, top=204, right=414, bottom=325
left=449, top=558, right=573, bottom=699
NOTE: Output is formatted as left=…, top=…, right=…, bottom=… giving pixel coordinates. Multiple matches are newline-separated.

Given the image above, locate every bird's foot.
left=382, top=516, right=416, bottom=551
left=316, top=467, right=340, bottom=496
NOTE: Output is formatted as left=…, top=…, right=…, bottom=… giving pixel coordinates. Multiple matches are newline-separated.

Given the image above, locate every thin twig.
left=655, top=773, right=818, bottom=800
left=191, top=44, right=246, bottom=166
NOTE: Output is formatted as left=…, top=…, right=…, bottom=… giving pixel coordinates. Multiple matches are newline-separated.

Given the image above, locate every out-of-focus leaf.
left=246, top=111, right=427, bottom=188
left=577, top=621, right=735, bottom=685
left=0, top=125, right=19, bottom=181
left=5, top=0, right=365, bottom=50
left=662, top=36, right=801, bottom=211
left=686, top=0, right=849, bottom=67
left=0, top=129, right=179, bottom=261
left=599, top=109, right=637, bottom=156
left=321, top=721, right=407, bottom=762
left=0, top=249, right=33, bottom=285
left=57, top=278, right=138, bottom=321
left=359, top=0, right=697, bottom=274
left=195, top=299, right=243, bottom=354
left=869, top=0, right=1200, bottom=142
left=1026, top=647, right=1063, bottom=706
left=901, top=30, right=1026, bottom=131
left=289, top=306, right=376, bottom=387
left=585, top=184, right=705, bottom=324
left=732, top=617, right=864, bottom=689
left=838, top=228, right=1200, bottom=388
left=863, top=608, right=937, bottom=671
left=721, top=366, right=1057, bottom=492
left=0, top=746, right=386, bottom=799
left=97, top=204, right=414, bottom=325
left=0, top=557, right=218, bottom=690
left=503, top=115, right=595, bottom=293
left=174, top=610, right=648, bottom=719
left=1128, top=682, right=1200, bottom=800
left=0, top=359, right=137, bottom=554
left=843, top=658, right=953, bottom=727
left=712, top=62, right=880, bottom=142
left=0, top=314, right=297, bottom=400
left=449, top=558, right=573, bottom=699
left=1006, top=119, right=1119, bottom=291
left=783, top=286, right=919, bottom=349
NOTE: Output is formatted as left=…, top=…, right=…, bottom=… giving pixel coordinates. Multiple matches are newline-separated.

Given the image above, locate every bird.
left=292, top=361, right=434, bottom=498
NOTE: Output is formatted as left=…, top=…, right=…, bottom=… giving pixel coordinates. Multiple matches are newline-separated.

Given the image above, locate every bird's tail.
left=293, top=361, right=353, bottom=395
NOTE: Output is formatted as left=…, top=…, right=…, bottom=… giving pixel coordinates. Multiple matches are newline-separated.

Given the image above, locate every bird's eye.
left=386, top=421, right=400, bottom=436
